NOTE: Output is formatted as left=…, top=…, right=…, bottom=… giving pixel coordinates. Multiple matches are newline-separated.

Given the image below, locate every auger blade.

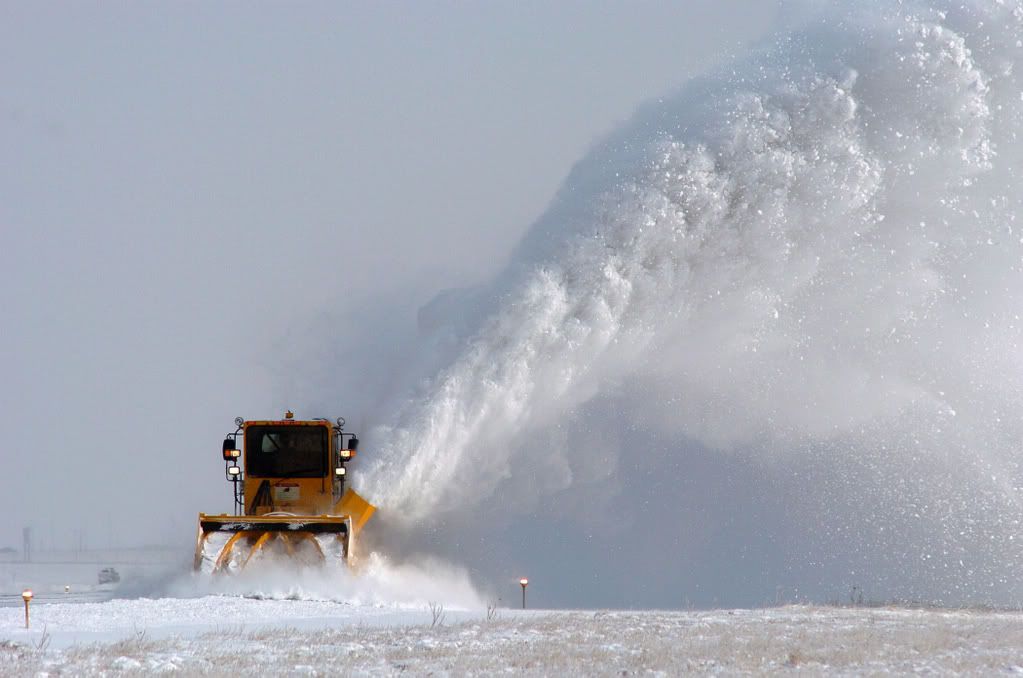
left=195, top=513, right=351, bottom=574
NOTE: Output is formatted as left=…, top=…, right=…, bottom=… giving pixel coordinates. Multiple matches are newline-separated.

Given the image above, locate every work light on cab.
left=222, top=438, right=240, bottom=460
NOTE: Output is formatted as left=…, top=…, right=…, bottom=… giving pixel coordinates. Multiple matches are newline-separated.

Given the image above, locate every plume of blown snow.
left=354, top=0, right=1023, bottom=603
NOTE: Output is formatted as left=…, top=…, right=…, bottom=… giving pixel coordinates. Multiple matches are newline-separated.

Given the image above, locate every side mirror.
left=222, top=438, right=240, bottom=461
left=347, top=435, right=359, bottom=452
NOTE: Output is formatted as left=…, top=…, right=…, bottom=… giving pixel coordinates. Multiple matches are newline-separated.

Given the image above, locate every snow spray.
left=359, top=0, right=1023, bottom=603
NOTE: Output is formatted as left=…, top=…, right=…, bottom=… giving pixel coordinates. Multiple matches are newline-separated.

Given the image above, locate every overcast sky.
left=1, top=2, right=782, bottom=601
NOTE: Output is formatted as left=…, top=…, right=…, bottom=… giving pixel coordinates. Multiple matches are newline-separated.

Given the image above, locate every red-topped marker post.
left=21, top=589, right=33, bottom=628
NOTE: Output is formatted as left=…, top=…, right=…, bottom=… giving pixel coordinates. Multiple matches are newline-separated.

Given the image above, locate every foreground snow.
left=0, top=595, right=488, bottom=649
left=3, top=602, right=1023, bottom=675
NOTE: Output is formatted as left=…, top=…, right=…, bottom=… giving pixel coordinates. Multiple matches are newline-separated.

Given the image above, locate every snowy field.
left=3, top=600, right=1023, bottom=675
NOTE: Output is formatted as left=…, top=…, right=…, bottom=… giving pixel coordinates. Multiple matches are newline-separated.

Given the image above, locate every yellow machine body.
left=195, top=416, right=376, bottom=574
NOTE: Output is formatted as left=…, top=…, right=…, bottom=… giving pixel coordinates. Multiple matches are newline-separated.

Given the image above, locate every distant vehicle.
left=98, top=567, right=120, bottom=584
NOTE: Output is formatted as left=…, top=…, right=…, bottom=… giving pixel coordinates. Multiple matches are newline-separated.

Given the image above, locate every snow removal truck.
left=195, top=412, right=376, bottom=574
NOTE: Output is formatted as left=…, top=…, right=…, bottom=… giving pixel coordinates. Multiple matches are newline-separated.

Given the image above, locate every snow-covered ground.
left=0, top=595, right=491, bottom=650
left=5, top=552, right=1022, bottom=674
left=3, top=601, right=1023, bottom=675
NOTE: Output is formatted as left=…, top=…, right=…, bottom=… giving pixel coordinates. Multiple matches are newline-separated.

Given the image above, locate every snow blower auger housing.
left=195, top=412, right=376, bottom=574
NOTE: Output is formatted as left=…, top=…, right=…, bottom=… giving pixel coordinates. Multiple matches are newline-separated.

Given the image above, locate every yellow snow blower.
left=194, top=412, right=376, bottom=574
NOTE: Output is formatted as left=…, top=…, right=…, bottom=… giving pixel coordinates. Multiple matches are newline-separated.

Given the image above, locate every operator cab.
left=246, top=425, right=327, bottom=478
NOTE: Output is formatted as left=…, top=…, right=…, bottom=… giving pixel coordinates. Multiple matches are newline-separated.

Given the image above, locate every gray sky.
left=1, top=1, right=779, bottom=596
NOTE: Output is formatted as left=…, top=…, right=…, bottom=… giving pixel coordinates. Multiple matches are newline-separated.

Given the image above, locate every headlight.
left=227, top=465, right=241, bottom=477
left=335, top=467, right=346, bottom=477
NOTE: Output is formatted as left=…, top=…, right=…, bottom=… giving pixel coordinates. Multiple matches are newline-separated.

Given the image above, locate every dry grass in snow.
left=5, top=605, right=1023, bottom=676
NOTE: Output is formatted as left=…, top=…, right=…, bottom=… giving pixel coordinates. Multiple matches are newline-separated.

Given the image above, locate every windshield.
left=245, top=426, right=327, bottom=478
